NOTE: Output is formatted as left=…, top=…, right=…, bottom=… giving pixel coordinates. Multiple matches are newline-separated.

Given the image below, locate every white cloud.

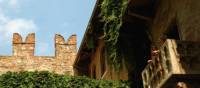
left=4, top=19, right=37, bottom=36
left=0, top=0, right=37, bottom=40
left=0, top=13, right=37, bottom=41
left=0, top=0, right=38, bottom=55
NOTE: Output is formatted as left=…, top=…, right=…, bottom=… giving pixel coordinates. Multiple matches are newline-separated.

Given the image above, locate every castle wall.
left=0, top=33, right=77, bottom=75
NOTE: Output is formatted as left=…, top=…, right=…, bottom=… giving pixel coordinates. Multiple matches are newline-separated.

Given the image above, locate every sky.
left=0, top=0, right=96, bottom=56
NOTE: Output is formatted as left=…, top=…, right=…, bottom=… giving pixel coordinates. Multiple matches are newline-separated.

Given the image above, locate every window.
left=165, top=20, right=180, bottom=40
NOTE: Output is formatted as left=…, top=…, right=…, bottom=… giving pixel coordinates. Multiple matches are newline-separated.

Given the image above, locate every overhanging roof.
left=73, top=0, right=101, bottom=69
left=73, top=0, right=158, bottom=74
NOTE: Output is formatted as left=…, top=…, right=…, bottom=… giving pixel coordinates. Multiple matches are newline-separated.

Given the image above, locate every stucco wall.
left=151, top=0, right=200, bottom=47
left=89, top=39, right=128, bottom=80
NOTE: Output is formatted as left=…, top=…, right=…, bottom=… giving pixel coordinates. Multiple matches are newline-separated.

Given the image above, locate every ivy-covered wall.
left=100, top=0, right=128, bottom=71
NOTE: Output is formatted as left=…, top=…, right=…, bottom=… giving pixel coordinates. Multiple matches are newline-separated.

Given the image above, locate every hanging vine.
left=100, top=0, right=128, bottom=71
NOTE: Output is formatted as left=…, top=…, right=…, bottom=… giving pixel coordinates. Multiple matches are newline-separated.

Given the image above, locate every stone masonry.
left=0, top=33, right=77, bottom=75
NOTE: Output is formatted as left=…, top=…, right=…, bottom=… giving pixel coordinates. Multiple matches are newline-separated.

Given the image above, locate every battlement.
left=55, top=34, right=77, bottom=58
left=0, top=33, right=77, bottom=75
left=55, top=34, right=76, bottom=45
left=13, top=33, right=35, bottom=44
left=13, top=33, right=35, bottom=56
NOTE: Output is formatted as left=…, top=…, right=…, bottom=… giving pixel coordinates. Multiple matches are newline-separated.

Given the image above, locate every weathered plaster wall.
left=151, top=0, right=200, bottom=47
left=89, top=39, right=128, bottom=80
left=0, top=33, right=77, bottom=75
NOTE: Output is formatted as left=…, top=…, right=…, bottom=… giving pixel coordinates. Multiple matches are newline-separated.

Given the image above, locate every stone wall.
left=151, top=0, right=200, bottom=47
left=0, top=33, right=77, bottom=75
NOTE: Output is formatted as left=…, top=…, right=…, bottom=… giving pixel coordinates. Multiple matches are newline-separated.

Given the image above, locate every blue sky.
left=0, top=0, right=96, bottom=56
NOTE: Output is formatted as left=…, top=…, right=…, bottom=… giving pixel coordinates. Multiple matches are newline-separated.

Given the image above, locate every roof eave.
left=73, top=0, right=101, bottom=67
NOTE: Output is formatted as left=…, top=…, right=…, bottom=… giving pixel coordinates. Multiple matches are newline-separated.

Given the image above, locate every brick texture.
left=0, top=33, right=77, bottom=75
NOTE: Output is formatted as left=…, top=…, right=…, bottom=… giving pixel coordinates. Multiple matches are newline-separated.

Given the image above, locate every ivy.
left=0, top=71, right=130, bottom=88
left=100, top=0, right=128, bottom=71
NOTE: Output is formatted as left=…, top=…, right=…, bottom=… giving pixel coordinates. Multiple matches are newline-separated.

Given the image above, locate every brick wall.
left=0, top=33, right=77, bottom=75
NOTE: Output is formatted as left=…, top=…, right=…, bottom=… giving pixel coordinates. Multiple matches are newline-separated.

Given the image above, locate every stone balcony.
left=142, top=39, right=200, bottom=88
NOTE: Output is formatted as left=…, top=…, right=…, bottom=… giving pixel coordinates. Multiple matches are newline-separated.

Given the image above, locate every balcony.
left=142, top=39, right=200, bottom=88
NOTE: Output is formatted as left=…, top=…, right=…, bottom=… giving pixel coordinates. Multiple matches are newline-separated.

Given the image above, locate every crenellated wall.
left=0, top=33, right=77, bottom=75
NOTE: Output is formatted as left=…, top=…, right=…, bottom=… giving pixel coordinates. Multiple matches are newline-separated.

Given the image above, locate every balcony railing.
left=142, top=39, right=200, bottom=88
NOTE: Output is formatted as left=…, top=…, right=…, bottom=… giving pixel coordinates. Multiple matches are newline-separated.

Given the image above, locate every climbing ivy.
left=0, top=71, right=130, bottom=88
left=100, top=0, right=128, bottom=71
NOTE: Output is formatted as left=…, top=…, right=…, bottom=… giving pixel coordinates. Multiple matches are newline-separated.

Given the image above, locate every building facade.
left=74, top=0, right=200, bottom=87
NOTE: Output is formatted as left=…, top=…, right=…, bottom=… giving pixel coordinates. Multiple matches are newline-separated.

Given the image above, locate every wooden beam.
left=128, top=10, right=152, bottom=21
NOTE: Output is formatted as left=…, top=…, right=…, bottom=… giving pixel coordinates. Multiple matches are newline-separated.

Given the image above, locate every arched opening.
left=165, top=20, right=180, bottom=40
